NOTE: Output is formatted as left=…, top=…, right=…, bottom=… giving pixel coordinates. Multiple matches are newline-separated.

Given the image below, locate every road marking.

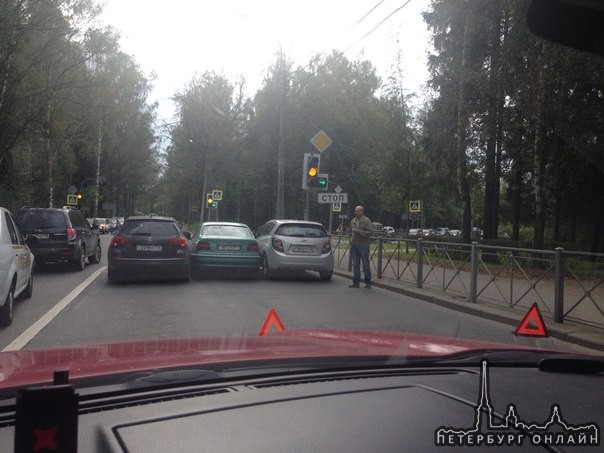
left=2, top=267, right=107, bottom=352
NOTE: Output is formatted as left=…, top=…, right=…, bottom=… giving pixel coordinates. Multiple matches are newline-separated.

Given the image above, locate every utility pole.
left=275, top=55, right=288, bottom=219
left=94, top=118, right=103, bottom=218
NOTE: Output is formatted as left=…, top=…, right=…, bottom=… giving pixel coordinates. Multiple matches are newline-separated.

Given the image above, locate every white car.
left=255, top=220, right=334, bottom=280
left=0, top=207, right=34, bottom=326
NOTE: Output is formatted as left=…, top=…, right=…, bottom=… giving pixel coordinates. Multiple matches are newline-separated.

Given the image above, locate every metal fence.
left=331, top=236, right=604, bottom=330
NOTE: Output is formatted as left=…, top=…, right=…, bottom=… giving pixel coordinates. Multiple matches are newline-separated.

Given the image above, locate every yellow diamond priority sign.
left=310, top=130, right=332, bottom=153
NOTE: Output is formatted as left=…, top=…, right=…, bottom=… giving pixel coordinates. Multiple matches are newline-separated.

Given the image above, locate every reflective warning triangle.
left=514, top=303, right=549, bottom=337
left=258, top=308, right=286, bottom=336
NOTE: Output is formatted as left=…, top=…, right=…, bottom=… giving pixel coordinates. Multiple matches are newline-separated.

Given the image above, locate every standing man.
left=349, top=205, right=372, bottom=288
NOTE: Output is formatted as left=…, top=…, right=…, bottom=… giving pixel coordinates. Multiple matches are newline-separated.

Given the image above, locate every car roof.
left=126, top=215, right=175, bottom=222
left=17, top=206, right=73, bottom=212
left=201, top=222, right=250, bottom=227
left=269, top=219, right=325, bottom=227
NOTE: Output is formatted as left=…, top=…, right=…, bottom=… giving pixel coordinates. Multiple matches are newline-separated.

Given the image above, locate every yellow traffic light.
left=307, top=155, right=319, bottom=177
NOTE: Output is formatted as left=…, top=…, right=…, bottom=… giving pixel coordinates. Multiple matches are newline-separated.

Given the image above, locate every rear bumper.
left=108, top=257, right=190, bottom=280
left=267, top=251, right=334, bottom=272
left=29, top=245, right=78, bottom=263
left=191, top=253, right=260, bottom=270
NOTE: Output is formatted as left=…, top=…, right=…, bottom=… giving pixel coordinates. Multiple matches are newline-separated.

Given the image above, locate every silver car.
left=256, top=220, right=333, bottom=281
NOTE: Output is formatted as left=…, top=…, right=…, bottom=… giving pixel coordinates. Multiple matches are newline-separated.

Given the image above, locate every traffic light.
left=206, top=194, right=214, bottom=208
left=304, top=153, right=321, bottom=189
left=307, top=154, right=319, bottom=178
left=76, top=192, right=83, bottom=209
left=308, top=173, right=328, bottom=190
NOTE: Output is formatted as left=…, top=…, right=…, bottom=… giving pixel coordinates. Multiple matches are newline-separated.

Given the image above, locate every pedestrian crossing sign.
left=409, top=200, right=421, bottom=212
left=67, top=194, right=78, bottom=205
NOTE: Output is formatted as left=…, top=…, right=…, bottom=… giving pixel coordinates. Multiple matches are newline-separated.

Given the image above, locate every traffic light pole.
left=304, top=188, right=310, bottom=220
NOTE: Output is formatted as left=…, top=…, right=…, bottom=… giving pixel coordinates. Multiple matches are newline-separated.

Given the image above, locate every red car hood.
left=0, top=330, right=540, bottom=390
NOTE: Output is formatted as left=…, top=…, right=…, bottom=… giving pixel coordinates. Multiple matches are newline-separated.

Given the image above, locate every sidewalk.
left=333, top=266, right=604, bottom=352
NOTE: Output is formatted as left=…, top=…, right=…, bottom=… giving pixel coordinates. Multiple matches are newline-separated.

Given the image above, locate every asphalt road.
left=0, top=234, right=598, bottom=354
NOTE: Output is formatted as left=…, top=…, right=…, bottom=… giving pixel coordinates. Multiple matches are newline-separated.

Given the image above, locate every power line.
left=355, top=0, right=386, bottom=26
left=294, top=0, right=415, bottom=95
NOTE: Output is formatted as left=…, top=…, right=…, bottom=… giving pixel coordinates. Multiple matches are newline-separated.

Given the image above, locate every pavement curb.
left=334, top=269, right=604, bottom=352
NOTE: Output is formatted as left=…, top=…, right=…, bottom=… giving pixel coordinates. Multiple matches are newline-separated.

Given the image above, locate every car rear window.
left=201, top=225, right=252, bottom=238
left=121, top=220, right=180, bottom=236
left=275, top=224, right=327, bottom=238
left=16, top=210, right=66, bottom=229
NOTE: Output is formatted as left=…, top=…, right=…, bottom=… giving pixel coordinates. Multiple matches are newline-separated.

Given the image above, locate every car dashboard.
left=0, top=362, right=601, bottom=452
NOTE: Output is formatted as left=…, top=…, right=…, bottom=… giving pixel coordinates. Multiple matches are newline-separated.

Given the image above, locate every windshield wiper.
left=127, top=369, right=222, bottom=388
left=394, top=349, right=604, bottom=374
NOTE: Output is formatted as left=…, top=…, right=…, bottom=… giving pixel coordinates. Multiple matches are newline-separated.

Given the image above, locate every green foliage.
left=0, top=0, right=159, bottom=218
left=1, top=0, right=601, bottom=254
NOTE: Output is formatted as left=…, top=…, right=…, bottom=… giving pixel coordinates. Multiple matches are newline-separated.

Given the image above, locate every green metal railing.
left=330, top=235, right=604, bottom=329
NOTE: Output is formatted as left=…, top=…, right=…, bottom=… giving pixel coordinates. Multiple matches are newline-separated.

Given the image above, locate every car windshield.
left=275, top=224, right=328, bottom=238
left=121, top=220, right=180, bottom=236
left=0, top=0, right=603, bottom=415
left=15, top=211, right=65, bottom=229
left=201, top=225, right=252, bottom=238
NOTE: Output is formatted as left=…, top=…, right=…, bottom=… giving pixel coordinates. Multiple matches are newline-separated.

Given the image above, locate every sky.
left=99, top=0, right=432, bottom=124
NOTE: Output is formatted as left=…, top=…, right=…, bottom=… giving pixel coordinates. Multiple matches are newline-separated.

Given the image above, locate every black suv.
left=107, top=215, right=190, bottom=283
left=15, top=206, right=101, bottom=271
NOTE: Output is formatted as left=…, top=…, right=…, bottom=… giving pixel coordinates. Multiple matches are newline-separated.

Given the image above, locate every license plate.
left=218, top=245, right=241, bottom=251
left=136, top=245, right=162, bottom=252
left=292, top=245, right=313, bottom=252
left=31, top=234, right=49, bottom=239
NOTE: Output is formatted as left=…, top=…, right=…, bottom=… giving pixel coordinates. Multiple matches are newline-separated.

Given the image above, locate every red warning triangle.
left=514, top=303, right=548, bottom=337
left=258, top=308, right=286, bottom=336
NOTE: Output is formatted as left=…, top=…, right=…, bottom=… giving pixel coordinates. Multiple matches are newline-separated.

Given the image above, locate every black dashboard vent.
left=79, top=387, right=233, bottom=415
left=248, top=368, right=469, bottom=390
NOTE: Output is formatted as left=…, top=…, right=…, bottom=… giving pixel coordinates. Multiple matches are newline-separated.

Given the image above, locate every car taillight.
left=66, top=228, right=76, bottom=241
left=247, top=242, right=259, bottom=252
left=272, top=238, right=284, bottom=252
left=196, top=241, right=211, bottom=250
left=111, top=236, right=129, bottom=247
left=322, top=240, right=331, bottom=253
left=169, top=237, right=188, bottom=248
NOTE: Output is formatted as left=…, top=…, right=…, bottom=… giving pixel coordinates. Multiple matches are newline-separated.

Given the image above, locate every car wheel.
left=22, top=273, right=33, bottom=299
left=73, top=246, right=86, bottom=271
left=0, top=286, right=14, bottom=327
left=89, top=241, right=101, bottom=264
left=319, top=271, right=333, bottom=281
left=261, top=255, right=272, bottom=279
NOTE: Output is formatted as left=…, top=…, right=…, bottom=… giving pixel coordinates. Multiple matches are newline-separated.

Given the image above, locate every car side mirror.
left=527, top=0, right=604, bottom=56
left=182, top=231, right=192, bottom=240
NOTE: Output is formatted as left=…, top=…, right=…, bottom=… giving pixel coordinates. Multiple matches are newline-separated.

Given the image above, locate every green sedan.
left=189, top=222, right=261, bottom=279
